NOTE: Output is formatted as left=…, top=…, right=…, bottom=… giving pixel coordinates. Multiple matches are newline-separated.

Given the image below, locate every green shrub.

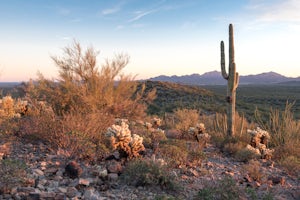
left=121, top=158, right=178, bottom=190
left=195, top=176, right=242, bottom=200
left=173, top=109, right=199, bottom=139
left=279, top=156, right=300, bottom=177
left=159, top=144, right=188, bottom=167
left=235, top=148, right=258, bottom=163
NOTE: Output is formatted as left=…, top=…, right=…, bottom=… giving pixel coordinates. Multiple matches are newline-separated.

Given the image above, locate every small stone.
left=108, top=173, right=119, bottom=181
left=44, top=167, right=58, bottom=175
left=57, top=187, right=67, bottom=193
left=107, top=161, right=122, bottom=173
left=33, top=169, right=44, bottom=176
left=66, top=187, right=78, bottom=198
left=79, top=178, right=90, bottom=186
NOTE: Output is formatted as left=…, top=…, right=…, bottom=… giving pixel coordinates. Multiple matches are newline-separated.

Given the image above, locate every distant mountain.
left=149, top=71, right=300, bottom=85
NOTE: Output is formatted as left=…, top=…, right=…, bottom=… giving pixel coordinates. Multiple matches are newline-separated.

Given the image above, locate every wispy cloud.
left=101, top=6, right=121, bottom=15
left=128, top=9, right=158, bottom=22
left=248, top=0, right=300, bottom=22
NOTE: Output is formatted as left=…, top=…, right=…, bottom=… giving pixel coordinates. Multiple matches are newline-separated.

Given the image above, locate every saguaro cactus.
left=220, top=24, right=239, bottom=136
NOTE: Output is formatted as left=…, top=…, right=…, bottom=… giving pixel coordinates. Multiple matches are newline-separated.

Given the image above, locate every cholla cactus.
left=130, top=134, right=145, bottom=158
left=152, top=117, right=162, bottom=128
left=189, top=123, right=211, bottom=146
left=107, top=120, right=145, bottom=159
left=247, top=127, right=273, bottom=159
left=247, top=127, right=270, bottom=147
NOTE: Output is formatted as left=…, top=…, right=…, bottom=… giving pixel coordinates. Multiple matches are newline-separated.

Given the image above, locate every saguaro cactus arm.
left=220, top=41, right=228, bottom=80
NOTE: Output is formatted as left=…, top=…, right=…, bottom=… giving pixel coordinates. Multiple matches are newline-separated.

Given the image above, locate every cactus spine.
left=220, top=24, right=239, bottom=136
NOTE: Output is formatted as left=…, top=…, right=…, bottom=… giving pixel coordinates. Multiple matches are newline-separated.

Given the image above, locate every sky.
left=0, top=0, right=299, bottom=82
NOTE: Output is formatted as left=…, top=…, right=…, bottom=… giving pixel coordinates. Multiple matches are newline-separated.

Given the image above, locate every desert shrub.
left=121, top=158, right=178, bottom=190
left=278, top=156, right=300, bottom=177
left=255, top=102, right=300, bottom=166
left=18, top=41, right=155, bottom=161
left=223, top=141, right=246, bottom=155
left=235, top=148, right=259, bottom=162
left=26, top=41, right=154, bottom=119
left=158, top=144, right=188, bottom=167
left=173, top=109, right=199, bottom=139
left=18, top=110, right=112, bottom=161
left=255, top=102, right=300, bottom=147
left=195, top=176, right=242, bottom=200
left=243, top=160, right=264, bottom=181
left=209, top=113, right=252, bottom=156
left=0, top=158, right=27, bottom=194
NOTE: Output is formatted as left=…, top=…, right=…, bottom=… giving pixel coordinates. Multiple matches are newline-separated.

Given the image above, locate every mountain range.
left=148, top=71, right=300, bottom=85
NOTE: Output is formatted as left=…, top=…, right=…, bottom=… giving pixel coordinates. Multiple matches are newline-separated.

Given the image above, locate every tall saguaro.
left=220, top=24, right=239, bottom=136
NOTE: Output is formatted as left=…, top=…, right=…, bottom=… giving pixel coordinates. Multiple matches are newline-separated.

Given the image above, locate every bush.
left=243, top=160, right=263, bottom=181
left=173, top=109, right=199, bottom=139
left=235, top=148, right=259, bottom=163
left=121, top=158, right=178, bottom=190
left=17, top=41, right=155, bottom=162
left=223, top=141, right=246, bottom=155
left=195, top=176, right=242, bottom=200
left=278, top=156, right=300, bottom=177
left=159, top=144, right=188, bottom=167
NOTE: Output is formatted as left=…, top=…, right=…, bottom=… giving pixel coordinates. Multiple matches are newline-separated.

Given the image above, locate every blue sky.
left=0, top=0, right=299, bottom=81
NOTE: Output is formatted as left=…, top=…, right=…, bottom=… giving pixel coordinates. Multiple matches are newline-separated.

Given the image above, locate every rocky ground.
left=0, top=135, right=299, bottom=200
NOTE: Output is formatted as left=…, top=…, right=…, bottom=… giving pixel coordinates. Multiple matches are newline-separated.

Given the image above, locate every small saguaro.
left=220, top=24, right=239, bottom=136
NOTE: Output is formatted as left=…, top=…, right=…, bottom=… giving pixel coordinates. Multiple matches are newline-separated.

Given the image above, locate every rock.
left=268, top=176, right=285, bottom=185
left=33, top=169, right=44, bottom=176
left=83, top=188, right=103, bottom=200
left=107, top=161, right=122, bottom=173
left=65, top=161, right=82, bottom=179
left=108, top=173, right=119, bottom=182
left=66, top=187, right=78, bottom=198
left=44, top=167, right=58, bottom=175
left=79, top=178, right=90, bottom=186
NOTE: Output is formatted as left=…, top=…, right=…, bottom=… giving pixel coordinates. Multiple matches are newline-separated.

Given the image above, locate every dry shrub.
left=173, top=109, right=199, bottom=139
left=209, top=112, right=252, bottom=152
left=255, top=102, right=300, bottom=168
left=278, top=156, right=300, bottom=177
left=18, top=110, right=112, bottom=161
left=235, top=148, right=259, bottom=163
left=195, top=176, right=242, bottom=200
left=243, top=160, right=264, bottom=181
left=223, top=141, right=246, bottom=155
left=159, top=144, right=188, bottom=167
left=18, top=41, right=155, bottom=162
left=255, top=102, right=300, bottom=147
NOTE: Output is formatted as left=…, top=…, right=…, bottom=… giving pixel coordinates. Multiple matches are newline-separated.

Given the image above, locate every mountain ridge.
left=148, top=71, right=300, bottom=85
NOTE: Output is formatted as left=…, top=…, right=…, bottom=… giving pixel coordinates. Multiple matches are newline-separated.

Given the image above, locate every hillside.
left=143, top=81, right=300, bottom=121
left=142, top=81, right=225, bottom=115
